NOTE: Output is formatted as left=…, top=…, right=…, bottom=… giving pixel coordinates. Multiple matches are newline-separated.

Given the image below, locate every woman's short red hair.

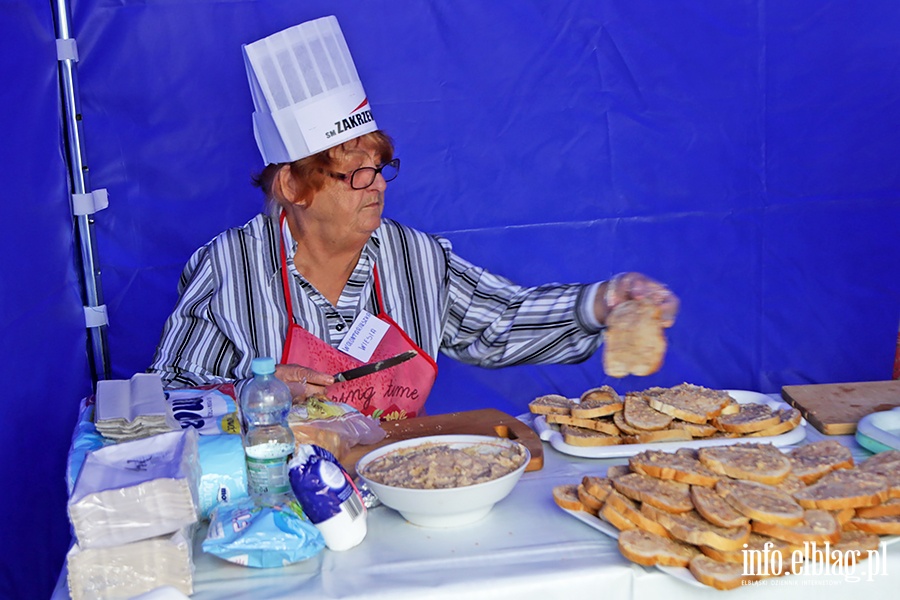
left=253, top=130, right=394, bottom=214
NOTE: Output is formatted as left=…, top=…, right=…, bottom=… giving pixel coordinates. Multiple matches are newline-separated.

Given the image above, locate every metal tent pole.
left=53, top=0, right=112, bottom=384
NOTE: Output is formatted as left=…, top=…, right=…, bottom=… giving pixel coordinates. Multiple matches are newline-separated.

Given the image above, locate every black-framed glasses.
left=328, top=158, right=400, bottom=190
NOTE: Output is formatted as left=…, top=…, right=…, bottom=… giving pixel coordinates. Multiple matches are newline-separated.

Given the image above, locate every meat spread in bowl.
left=359, top=441, right=527, bottom=489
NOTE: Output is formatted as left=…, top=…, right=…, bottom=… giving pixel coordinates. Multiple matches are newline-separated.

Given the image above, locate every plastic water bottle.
left=240, top=357, right=295, bottom=505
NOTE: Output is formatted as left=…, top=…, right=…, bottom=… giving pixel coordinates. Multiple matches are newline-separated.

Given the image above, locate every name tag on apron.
left=338, top=310, right=390, bottom=362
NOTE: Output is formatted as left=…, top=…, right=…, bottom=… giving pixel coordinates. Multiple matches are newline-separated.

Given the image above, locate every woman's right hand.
left=275, top=364, right=335, bottom=402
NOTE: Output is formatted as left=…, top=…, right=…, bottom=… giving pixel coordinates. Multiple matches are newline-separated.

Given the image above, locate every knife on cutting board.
left=332, top=350, right=418, bottom=383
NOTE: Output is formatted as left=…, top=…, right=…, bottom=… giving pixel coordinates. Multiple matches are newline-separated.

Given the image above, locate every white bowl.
left=356, top=434, right=530, bottom=528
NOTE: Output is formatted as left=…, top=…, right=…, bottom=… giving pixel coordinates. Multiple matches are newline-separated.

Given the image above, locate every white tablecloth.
left=53, top=407, right=898, bottom=600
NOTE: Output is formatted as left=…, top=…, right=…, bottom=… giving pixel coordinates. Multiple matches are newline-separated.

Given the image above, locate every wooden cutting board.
left=781, top=380, right=900, bottom=435
left=340, top=408, right=543, bottom=477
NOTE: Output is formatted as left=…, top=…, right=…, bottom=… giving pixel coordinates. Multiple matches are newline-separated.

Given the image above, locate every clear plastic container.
left=241, top=358, right=295, bottom=505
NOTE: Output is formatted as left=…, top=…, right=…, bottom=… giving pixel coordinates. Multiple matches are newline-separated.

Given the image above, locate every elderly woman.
left=149, top=129, right=677, bottom=420
left=149, top=18, right=678, bottom=420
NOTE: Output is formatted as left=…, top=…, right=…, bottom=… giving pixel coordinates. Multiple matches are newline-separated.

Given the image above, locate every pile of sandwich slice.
left=530, top=383, right=801, bottom=447
left=553, top=442, right=900, bottom=590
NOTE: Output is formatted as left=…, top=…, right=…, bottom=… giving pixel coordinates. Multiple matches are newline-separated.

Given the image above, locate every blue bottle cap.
left=251, top=357, right=277, bottom=376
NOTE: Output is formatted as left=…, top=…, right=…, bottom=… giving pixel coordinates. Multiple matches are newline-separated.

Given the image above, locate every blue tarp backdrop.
left=1, top=1, right=899, bottom=598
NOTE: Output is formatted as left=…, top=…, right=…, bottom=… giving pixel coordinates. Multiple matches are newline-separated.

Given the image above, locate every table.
left=52, top=406, right=899, bottom=599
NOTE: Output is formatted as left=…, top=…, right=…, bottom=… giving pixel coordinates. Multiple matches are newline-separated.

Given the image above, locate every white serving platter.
left=534, top=390, right=806, bottom=459
left=561, top=504, right=900, bottom=589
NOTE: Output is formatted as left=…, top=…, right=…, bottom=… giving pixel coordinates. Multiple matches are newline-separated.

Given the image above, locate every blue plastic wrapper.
left=66, top=399, right=110, bottom=496
left=288, top=445, right=359, bottom=524
left=202, top=498, right=324, bottom=568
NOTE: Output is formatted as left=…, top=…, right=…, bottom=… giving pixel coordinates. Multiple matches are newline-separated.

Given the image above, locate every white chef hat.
left=243, top=16, right=378, bottom=165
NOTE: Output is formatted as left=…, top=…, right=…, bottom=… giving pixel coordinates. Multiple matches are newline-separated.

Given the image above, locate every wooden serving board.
left=340, top=408, right=543, bottom=477
left=781, top=380, right=900, bottom=435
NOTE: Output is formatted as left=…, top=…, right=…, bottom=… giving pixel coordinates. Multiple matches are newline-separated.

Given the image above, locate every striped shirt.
left=149, top=213, right=605, bottom=388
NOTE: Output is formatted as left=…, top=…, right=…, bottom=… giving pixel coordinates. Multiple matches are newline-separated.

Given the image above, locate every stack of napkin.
left=66, top=428, right=200, bottom=599
left=65, top=528, right=195, bottom=600
left=94, top=373, right=178, bottom=441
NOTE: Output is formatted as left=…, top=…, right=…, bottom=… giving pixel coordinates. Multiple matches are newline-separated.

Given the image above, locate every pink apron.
left=278, top=214, right=437, bottom=420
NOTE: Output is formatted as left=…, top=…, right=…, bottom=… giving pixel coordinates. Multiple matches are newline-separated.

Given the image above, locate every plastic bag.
left=288, top=397, right=385, bottom=461
left=202, top=498, right=324, bottom=568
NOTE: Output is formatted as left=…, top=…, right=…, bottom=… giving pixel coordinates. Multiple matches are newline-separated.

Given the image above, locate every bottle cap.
left=251, top=357, right=277, bottom=376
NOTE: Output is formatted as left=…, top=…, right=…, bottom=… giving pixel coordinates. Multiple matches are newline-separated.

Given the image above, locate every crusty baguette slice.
left=612, top=472, right=694, bottom=513
left=855, top=497, right=900, bottom=518
left=699, top=532, right=797, bottom=567
left=604, top=489, right=671, bottom=538
left=629, top=449, right=720, bottom=487
left=641, top=504, right=751, bottom=551
left=712, top=402, right=781, bottom=434
left=623, top=394, right=673, bottom=431
left=668, top=419, right=719, bottom=438
left=746, top=407, right=802, bottom=437
left=855, top=451, right=900, bottom=499
left=621, top=428, right=693, bottom=444
left=606, top=464, right=632, bottom=480
left=819, top=530, right=882, bottom=565
left=751, top=509, right=840, bottom=545
left=528, top=394, right=574, bottom=416
left=599, top=500, right=638, bottom=532
left=697, top=443, right=792, bottom=485
left=792, top=469, right=890, bottom=510
left=573, top=387, right=624, bottom=418
left=618, top=529, right=699, bottom=568
left=844, top=513, right=900, bottom=535
left=581, top=476, right=614, bottom=503
left=689, top=555, right=759, bottom=590
left=576, top=483, right=604, bottom=515
left=560, top=424, right=622, bottom=447
left=602, top=299, right=667, bottom=378
left=612, top=409, right=643, bottom=435
left=774, top=474, right=807, bottom=495
left=716, top=479, right=805, bottom=526
left=858, top=449, right=900, bottom=473
left=690, top=485, right=750, bottom=528
left=647, top=384, right=731, bottom=424
left=552, top=484, right=584, bottom=511
left=787, top=440, right=854, bottom=484
left=546, top=413, right=620, bottom=436
left=832, top=506, right=856, bottom=526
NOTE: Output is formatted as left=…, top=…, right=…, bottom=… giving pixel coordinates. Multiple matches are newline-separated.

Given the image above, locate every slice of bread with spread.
left=747, top=407, right=803, bottom=438
left=699, top=532, right=797, bottom=568
left=787, top=440, right=854, bottom=484
left=612, top=472, right=694, bottom=513
left=641, top=504, right=751, bottom=551
left=546, top=413, right=620, bottom=436
left=712, top=402, right=781, bottom=434
left=792, top=469, right=890, bottom=510
left=647, top=384, right=731, bottom=424
left=688, top=555, right=760, bottom=590
left=715, top=479, right=805, bottom=526
left=750, top=509, right=841, bottom=545
left=602, top=299, right=668, bottom=378
left=628, top=449, right=720, bottom=487
left=623, top=394, right=673, bottom=431
left=604, top=489, right=672, bottom=538
left=690, top=485, right=750, bottom=528
left=559, top=424, right=622, bottom=447
left=697, top=443, right=792, bottom=485
left=618, top=529, right=700, bottom=567
left=528, top=394, right=574, bottom=416
left=576, top=483, right=605, bottom=515
left=572, top=387, right=624, bottom=418
left=552, top=484, right=584, bottom=511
